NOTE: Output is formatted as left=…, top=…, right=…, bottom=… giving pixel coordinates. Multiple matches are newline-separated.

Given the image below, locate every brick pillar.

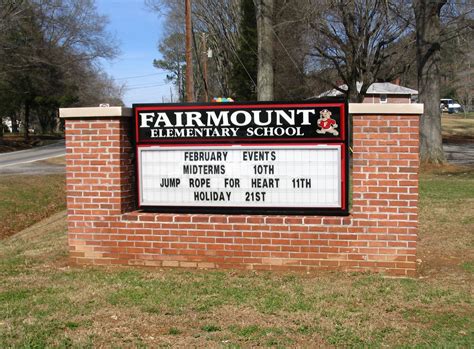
left=351, top=113, right=419, bottom=275
left=60, top=105, right=421, bottom=275
left=62, top=107, right=134, bottom=264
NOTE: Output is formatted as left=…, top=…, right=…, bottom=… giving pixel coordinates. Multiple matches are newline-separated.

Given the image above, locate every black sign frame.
left=133, top=99, right=349, bottom=216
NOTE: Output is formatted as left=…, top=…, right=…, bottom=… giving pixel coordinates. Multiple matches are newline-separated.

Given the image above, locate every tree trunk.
left=347, top=77, right=361, bottom=103
left=256, top=0, right=274, bottom=101
left=24, top=100, right=30, bottom=141
left=177, top=63, right=183, bottom=102
left=11, top=115, right=19, bottom=133
left=348, top=89, right=359, bottom=103
left=54, top=110, right=62, bottom=134
left=185, top=0, right=194, bottom=102
left=0, top=117, right=3, bottom=145
left=414, top=0, right=447, bottom=164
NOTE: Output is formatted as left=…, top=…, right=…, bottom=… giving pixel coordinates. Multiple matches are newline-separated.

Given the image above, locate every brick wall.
left=63, top=110, right=419, bottom=276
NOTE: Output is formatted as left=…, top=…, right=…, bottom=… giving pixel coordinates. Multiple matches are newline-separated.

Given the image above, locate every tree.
left=439, top=15, right=473, bottom=115
left=0, top=0, right=121, bottom=140
left=256, top=0, right=274, bottom=101
left=147, top=0, right=240, bottom=98
left=0, top=3, right=46, bottom=140
left=413, top=0, right=473, bottom=163
left=273, top=0, right=311, bottom=100
left=153, top=33, right=186, bottom=102
left=413, top=0, right=446, bottom=163
left=303, top=0, right=412, bottom=102
left=229, top=0, right=258, bottom=101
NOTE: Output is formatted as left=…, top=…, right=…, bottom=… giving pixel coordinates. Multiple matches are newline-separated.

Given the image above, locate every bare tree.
left=412, top=0, right=473, bottom=163
left=147, top=0, right=240, bottom=98
left=0, top=1, right=26, bottom=142
left=0, top=0, right=120, bottom=140
left=193, top=0, right=240, bottom=97
left=415, top=0, right=473, bottom=163
left=303, top=0, right=412, bottom=102
left=0, top=0, right=27, bottom=34
left=413, top=0, right=447, bottom=163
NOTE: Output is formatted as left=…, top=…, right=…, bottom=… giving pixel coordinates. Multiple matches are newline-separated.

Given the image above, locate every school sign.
left=59, top=102, right=422, bottom=276
left=134, top=101, right=348, bottom=215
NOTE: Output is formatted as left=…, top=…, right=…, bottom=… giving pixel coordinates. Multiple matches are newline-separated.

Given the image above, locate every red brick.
left=64, top=112, right=419, bottom=274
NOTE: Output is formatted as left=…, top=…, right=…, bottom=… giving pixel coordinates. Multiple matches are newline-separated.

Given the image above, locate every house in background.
left=318, top=80, right=418, bottom=104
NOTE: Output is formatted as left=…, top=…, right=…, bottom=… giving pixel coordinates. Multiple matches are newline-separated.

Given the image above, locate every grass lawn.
left=442, top=114, right=474, bottom=142
left=0, top=174, right=66, bottom=239
left=0, top=168, right=473, bottom=347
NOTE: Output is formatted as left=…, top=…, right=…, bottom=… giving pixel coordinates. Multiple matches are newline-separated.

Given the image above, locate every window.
left=380, top=94, right=387, bottom=103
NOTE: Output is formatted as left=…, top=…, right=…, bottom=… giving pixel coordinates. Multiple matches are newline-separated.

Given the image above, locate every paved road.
left=443, top=143, right=474, bottom=166
left=0, top=140, right=471, bottom=176
left=0, top=140, right=65, bottom=168
left=0, top=141, right=65, bottom=175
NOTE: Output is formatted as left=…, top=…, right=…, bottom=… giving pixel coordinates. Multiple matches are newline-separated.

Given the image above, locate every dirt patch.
left=443, top=136, right=474, bottom=144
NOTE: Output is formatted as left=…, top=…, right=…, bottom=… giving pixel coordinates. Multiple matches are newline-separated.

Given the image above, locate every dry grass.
left=0, top=168, right=473, bottom=347
left=442, top=115, right=474, bottom=142
left=39, top=155, right=66, bottom=166
left=0, top=134, right=63, bottom=153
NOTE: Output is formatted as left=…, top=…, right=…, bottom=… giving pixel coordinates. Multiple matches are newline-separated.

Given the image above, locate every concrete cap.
left=59, top=104, right=424, bottom=118
left=349, top=103, right=423, bottom=115
left=59, top=106, right=132, bottom=118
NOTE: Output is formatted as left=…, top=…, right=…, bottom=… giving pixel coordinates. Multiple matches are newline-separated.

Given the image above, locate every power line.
left=126, top=83, right=170, bottom=91
left=112, top=72, right=169, bottom=81
left=127, top=85, right=168, bottom=91
left=127, top=81, right=168, bottom=88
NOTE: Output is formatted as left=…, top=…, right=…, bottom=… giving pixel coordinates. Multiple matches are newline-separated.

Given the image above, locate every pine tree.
left=229, top=0, right=258, bottom=101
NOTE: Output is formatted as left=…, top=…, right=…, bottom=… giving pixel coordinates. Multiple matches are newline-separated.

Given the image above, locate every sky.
left=95, top=0, right=173, bottom=107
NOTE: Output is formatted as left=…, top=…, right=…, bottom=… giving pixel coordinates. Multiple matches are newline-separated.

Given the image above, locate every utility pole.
left=185, top=0, right=194, bottom=102
left=256, top=0, right=274, bottom=101
left=201, top=33, right=209, bottom=102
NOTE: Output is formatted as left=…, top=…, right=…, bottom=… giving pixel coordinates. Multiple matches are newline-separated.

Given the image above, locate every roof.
left=318, top=82, right=418, bottom=97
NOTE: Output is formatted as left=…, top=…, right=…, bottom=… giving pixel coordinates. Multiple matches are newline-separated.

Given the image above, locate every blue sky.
left=96, top=0, right=173, bottom=106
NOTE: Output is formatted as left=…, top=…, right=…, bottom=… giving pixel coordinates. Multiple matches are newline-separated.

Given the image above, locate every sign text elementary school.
left=133, top=100, right=349, bottom=215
